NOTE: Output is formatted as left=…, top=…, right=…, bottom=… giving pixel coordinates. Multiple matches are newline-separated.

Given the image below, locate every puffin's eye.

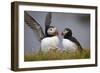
left=50, top=28, right=53, bottom=31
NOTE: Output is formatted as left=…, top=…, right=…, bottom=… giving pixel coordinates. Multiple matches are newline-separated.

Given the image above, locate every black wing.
left=71, top=36, right=83, bottom=51
left=24, top=12, right=44, bottom=42
left=45, top=12, right=52, bottom=35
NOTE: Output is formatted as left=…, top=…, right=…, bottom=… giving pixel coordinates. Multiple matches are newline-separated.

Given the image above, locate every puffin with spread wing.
left=24, top=12, right=59, bottom=52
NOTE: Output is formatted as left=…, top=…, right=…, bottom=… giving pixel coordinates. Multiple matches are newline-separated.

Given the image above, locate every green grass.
left=24, top=49, right=90, bottom=61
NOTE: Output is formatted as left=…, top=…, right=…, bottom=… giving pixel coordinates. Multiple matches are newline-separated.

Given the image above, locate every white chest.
left=62, top=39, right=78, bottom=51
left=41, top=36, right=59, bottom=52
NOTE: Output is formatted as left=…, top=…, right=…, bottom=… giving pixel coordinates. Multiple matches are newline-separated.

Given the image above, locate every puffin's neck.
left=45, top=34, right=56, bottom=37
left=64, top=35, right=72, bottom=39
left=64, top=32, right=72, bottom=39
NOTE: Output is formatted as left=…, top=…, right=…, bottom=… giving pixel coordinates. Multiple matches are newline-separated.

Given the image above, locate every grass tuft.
left=24, top=48, right=90, bottom=61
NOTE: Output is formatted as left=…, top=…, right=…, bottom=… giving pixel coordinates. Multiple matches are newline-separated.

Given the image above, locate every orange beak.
left=61, top=32, right=63, bottom=36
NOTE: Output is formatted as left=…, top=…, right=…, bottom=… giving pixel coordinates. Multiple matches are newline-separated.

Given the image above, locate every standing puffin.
left=24, top=12, right=59, bottom=52
left=41, top=26, right=59, bottom=52
left=61, top=28, right=83, bottom=52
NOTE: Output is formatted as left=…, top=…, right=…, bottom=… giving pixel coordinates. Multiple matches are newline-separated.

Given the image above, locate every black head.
left=45, top=26, right=58, bottom=37
left=62, top=28, right=72, bottom=38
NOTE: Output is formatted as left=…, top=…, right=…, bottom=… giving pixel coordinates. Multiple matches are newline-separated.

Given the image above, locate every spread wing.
left=24, top=12, right=44, bottom=42
left=45, top=12, right=52, bottom=35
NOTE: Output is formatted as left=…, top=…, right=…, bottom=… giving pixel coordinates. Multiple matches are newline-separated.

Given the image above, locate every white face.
left=47, top=27, right=57, bottom=35
left=63, top=29, right=69, bottom=36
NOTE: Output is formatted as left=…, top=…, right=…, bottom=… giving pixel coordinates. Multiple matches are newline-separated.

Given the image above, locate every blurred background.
left=24, top=11, right=90, bottom=55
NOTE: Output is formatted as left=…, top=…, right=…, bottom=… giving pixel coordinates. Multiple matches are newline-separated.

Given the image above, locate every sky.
left=24, top=11, right=90, bottom=54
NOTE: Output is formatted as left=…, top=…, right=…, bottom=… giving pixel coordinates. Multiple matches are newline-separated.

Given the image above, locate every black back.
left=66, top=36, right=83, bottom=51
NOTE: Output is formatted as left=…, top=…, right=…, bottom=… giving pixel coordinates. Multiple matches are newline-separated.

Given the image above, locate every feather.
left=45, top=12, right=52, bottom=36
left=24, top=11, right=44, bottom=42
left=45, top=12, right=52, bottom=27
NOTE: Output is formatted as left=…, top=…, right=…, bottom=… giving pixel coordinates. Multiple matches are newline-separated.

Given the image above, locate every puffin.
left=24, top=12, right=59, bottom=52
left=41, top=12, right=59, bottom=52
left=41, top=26, right=59, bottom=52
left=61, top=28, right=83, bottom=52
